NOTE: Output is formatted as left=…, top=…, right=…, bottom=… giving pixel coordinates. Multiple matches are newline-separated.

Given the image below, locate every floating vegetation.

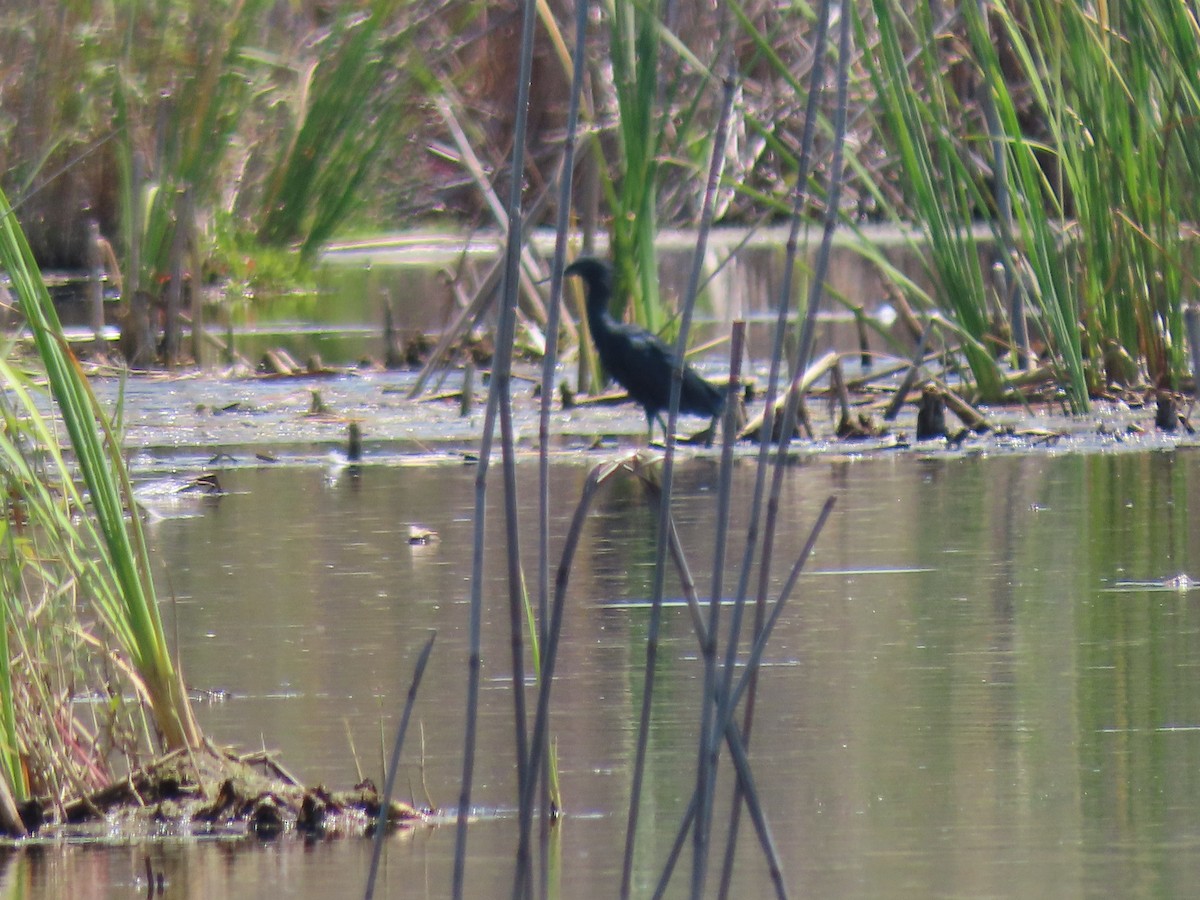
left=12, top=745, right=425, bottom=844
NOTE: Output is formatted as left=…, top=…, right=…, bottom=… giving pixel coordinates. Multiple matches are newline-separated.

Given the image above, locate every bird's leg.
left=650, top=412, right=668, bottom=446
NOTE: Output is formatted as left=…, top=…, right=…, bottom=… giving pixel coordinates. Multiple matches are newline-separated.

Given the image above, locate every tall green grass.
left=0, top=357, right=157, bottom=814
left=960, top=0, right=1087, bottom=409
left=1, top=185, right=200, bottom=765
left=851, top=1, right=1200, bottom=408
left=596, top=0, right=719, bottom=337
left=256, top=0, right=420, bottom=261
left=858, top=1, right=1008, bottom=402
left=605, top=0, right=670, bottom=334
left=3, top=1, right=426, bottom=334
left=997, top=0, right=1200, bottom=393
left=104, top=0, right=270, bottom=329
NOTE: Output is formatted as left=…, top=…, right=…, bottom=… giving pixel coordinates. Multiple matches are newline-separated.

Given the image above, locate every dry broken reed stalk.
left=365, top=631, right=436, bottom=900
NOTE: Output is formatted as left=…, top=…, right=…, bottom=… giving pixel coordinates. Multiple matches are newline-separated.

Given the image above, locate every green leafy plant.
left=0, top=357, right=158, bottom=821
left=605, top=0, right=671, bottom=334
left=112, top=0, right=269, bottom=292
left=256, top=0, right=421, bottom=261
left=992, top=0, right=1200, bottom=393
left=858, top=1, right=1007, bottom=401
left=851, top=1, right=1200, bottom=407
left=1, top=185, right=200, bottom=761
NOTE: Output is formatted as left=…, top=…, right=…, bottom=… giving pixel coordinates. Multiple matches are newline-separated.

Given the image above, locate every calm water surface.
left=8, top=449, right=1200, bottom=898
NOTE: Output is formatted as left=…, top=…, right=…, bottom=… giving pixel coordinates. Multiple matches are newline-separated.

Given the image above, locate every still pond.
left=6, top=446, right=1200, bottom=898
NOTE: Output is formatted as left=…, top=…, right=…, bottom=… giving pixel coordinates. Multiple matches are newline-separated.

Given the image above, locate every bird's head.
left=563, top=256, right=613, bottom=300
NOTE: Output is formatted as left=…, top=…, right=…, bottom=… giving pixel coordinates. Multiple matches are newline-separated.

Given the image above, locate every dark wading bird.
left=564, top=256, right=725, bottom=443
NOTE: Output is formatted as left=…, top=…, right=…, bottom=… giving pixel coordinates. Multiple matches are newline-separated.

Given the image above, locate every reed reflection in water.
left=13, top=451, right=1200, bottom=898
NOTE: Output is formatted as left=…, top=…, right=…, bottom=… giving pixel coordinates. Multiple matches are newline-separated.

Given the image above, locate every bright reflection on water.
left=10, top=450, right=1200, bottom=898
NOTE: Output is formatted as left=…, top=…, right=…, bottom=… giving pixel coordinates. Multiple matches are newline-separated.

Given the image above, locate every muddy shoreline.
left=84, top=363, right=1200, bottom=472
left=6, top=743, right=426, bottom=847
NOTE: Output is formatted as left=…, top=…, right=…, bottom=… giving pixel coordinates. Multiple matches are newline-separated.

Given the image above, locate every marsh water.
left=9, top=445, right=1200, bottom=898
left=17, top=234, right=1200, bottom=896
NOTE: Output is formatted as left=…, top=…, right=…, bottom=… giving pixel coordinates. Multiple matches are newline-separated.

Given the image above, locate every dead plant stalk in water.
left=365, top=631, right=436, bottom=900
left=717, top=3, right=851, bottom=892
left=452, top=0, right=539, bottom=895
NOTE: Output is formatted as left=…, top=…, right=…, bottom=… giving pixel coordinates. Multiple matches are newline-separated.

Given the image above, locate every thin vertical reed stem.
left=714, top=2, right=832, bottom=895
left=538, top=0, right=589, bottom=696
left=452, top=318, right=498, bottom=899
left=730, top=497, right=835, bottom=719
left=497, top=0, right=540, bottom=894
left=969, top=0, right=1026, bottom=369
left=365, top=632, right=436, bottom=900
left=162, top=188, right=189, bottom=368
left=520, top=458, right=626, bottom=860
left=1185, top=305, right=1200, bottom=391
left=755, top=0, right=853, bottom=792
left=619, top=467, right=671, bottom=898
left=765, top=0, right=853, bottom=699
left=525, top=0, right=591, bottom=889
left=790, top=12, right=851, bottom=393
left=690, top=319, right=743, bottom=895
left=453, top=0, right=539, bottom=894
left=86, top=220, right=105, bottom=353
left=717, top=0, right=831, bottom=735
left=658, top=495, right=834, bottom=897
left=664, top=723, right=793, bottom=899
left=620, top=63, right=737, bottom=900
left=407, top=176, right=564, bottom=400
left=680, top=74, right=739, bottom=900
left=524, top=452, right=720, bottom=897
left=656, top=715, right=791, bottom=900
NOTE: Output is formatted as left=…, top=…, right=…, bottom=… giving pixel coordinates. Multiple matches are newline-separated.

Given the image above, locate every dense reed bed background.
left=3, top=1, right=1200, bottom=896
left=3, top=1, right=1198, bottom=396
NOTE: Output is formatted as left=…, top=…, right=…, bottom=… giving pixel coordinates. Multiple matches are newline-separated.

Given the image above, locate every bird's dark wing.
left=596, top=323, right=676, bottom=417
left=598, top=322, right=724, bottom=419
left=678, top=364, right=725, bottom=418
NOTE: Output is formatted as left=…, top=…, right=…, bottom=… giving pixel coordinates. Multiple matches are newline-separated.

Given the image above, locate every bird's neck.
left=585, top=292, right=615, bottom=331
